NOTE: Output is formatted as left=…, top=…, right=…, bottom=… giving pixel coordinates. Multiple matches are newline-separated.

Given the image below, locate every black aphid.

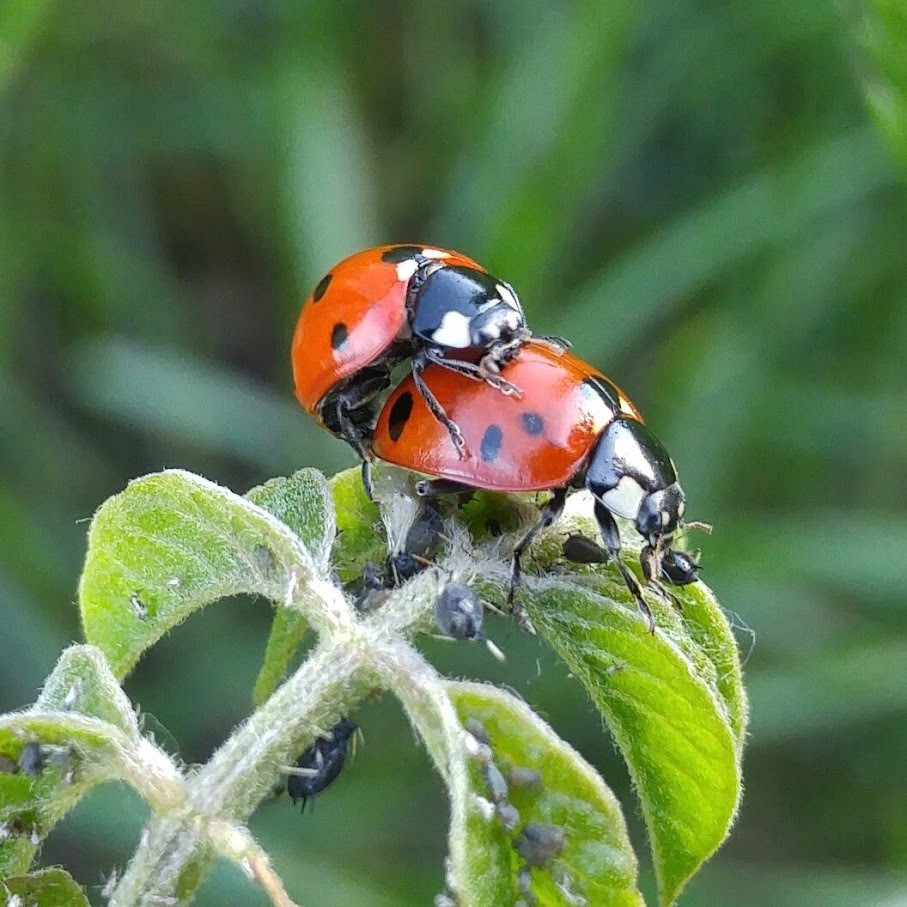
left=287, top=717, right=357, bottom=812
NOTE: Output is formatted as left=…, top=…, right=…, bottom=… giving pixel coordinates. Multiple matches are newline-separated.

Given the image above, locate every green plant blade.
left=34, top=644, right=140, bottom=739
left=78, top=469, right=318, bottom=678
left=246, top=469, right=335, bottom=704
left=858, top=1, right=907, bottom=173
left=448, top=682, right=645, bottom=907
left=0, top=645, right=153, bottom=875
left=1, top=867, right=91, bottom=906
left=526, top=577, right=746, bottom=906
left=252, top=607, right=310, bottom=707
left=0, top=712, right=148, bottom=876
left=245, top=468, right=336, bottom=572
left=328, top=466, right=383, bottom=583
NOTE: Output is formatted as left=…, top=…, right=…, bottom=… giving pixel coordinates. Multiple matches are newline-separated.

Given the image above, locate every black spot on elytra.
left=381, top=245, right=424, bottom=264
left=312, top=273, right=332, bottom=301
left=331, top=323, right=349, bottom=351
left=388, top=392, right=414, bottom=442
left=521, top=411, right=545, bottom=436
left=480, top=424, right=503, bottom=462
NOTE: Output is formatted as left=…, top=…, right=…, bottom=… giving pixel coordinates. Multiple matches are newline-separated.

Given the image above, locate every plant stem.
left=109, top=638, right=373, bottom=906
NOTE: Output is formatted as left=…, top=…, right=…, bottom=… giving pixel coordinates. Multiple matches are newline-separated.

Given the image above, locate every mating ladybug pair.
left=291, top=244, right=701, bottom=628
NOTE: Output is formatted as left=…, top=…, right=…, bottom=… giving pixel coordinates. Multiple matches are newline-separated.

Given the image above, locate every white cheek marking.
left=431, top=311, right=473, bottom=348
left=496, top=282, right=521, bottom=311
left=421, top=248, right=450, bottom=259
left=396, top=259, right=419, bottom=282
left=601, top=476, right=646, bottom=520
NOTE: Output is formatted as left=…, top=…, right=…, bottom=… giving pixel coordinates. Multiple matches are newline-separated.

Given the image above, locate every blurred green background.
left=1, top=2, right=906, bottom=905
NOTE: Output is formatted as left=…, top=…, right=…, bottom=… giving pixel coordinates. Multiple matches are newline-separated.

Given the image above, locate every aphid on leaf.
left=514, top=822, right=567, bottom=868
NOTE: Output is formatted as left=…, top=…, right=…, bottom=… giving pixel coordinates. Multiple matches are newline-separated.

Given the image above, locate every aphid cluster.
left=432, top=717, right=584, bottom=907
left=292, top=244, right=704, bottom=629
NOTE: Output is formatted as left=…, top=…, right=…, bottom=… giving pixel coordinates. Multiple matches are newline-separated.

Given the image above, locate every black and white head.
left=585, top=417, right=686, bottom=544
left=406, top=254, right=527, bottom=354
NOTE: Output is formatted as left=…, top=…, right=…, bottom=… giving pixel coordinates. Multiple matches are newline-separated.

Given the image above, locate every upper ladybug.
left=291, top=244, right=530, bottom=476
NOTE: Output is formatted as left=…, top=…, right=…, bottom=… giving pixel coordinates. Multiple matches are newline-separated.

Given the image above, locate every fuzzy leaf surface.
left=0, top=645, right=153, bottom=876
left=449, top=682, right=645, bottom=907
left=526, top=576, right=746, bottom=906
left=78, top=469, right=317, bottom=677
left=1, top=867, right=91, bottom=906
left=246, top=469, right=335, bottom=703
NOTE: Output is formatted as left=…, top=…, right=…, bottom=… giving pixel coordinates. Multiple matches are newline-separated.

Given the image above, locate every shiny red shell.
left=291, top=244, right=484, bottom=415
left=372, top=340, right=643, bottom=492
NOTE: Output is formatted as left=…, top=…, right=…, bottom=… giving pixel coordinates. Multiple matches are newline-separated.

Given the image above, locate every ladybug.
left=371, top=340, right=697, bottom=630
left=291, top=244, right=530, bottom=489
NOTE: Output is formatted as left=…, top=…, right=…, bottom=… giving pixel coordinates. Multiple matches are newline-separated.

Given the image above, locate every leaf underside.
left=448, top=682, right=645, bottom=907
left=0, top=646, right=144, bottom=877
left=526, top=575, right=746, bottom=906
left=78, top=469, right=317, bottom=678
left=1, top=867, right=91, bottom=906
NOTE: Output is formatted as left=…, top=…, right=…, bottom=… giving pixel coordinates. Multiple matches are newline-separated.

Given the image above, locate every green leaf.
left=34, top=645, right=140, bottom=739
left=448, top=682, right=645, bottom=907
left=526, top=575, right=746, bottom=906
left=0, top=713, right=136, bottom=876
left=252, top=607, right=309, bottom=706
left=328, top=466, right=383, bottom=583
left=1, top=867, right=91, bottom=906
left=246, top=468, right=336, bottom=572
left=247, top=469, right=335, bottom=704
left=78, top=469, right=318, bottom=678
left=1, top=646, right=176, bottom=877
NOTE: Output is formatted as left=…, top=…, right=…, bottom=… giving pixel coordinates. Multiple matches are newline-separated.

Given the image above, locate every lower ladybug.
left=291, top=244, right=530, bottom=491
left=371, top=340, right=698, bottom=630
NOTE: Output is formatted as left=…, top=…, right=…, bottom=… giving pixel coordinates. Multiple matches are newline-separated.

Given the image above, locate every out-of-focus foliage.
left=0, top=2, right=905, bottom=905
left=859, top=0, right=907, bottom=171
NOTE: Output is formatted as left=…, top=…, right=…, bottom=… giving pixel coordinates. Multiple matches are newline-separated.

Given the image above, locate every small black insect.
left=287, top=717, right=357, bottom=812
left=388, top=499, right=445, bottom=584
left=659, top=547, right=701, bottom=585
left=514, top=822, right=567, bottom=867
left=435, top=583, right=484, bottom=641
left=562, top=532, right=609, bottom=565
left=18, top=742, right=45, bottom=777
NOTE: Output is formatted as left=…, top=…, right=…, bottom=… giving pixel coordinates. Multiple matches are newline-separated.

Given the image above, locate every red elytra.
left=372, top=339, right=643, bottom=491
left=291, top=244, right=483, bottom=417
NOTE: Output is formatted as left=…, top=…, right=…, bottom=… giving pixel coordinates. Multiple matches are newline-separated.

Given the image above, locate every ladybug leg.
left=640, top=543, right=683, bottom=611
left=415, top=478, right=473, bottom=497
left=423, top=346, right=522, bottom=397
left=412, top=353, right=468, bottom=457
left=478, top=334, right=526, bottom=374
left=508, top=487, right=568, bottom=633
left=361, top=460, right=375, bottom=503
left=593, top=501, right=656, bottom=634
left=332, top=397, right=376, bottom=500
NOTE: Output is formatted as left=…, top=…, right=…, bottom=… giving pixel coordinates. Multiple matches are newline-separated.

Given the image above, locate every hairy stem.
left=110, top=638, right=373, bottom=906
left=110, top=536, right=493, bottom=906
